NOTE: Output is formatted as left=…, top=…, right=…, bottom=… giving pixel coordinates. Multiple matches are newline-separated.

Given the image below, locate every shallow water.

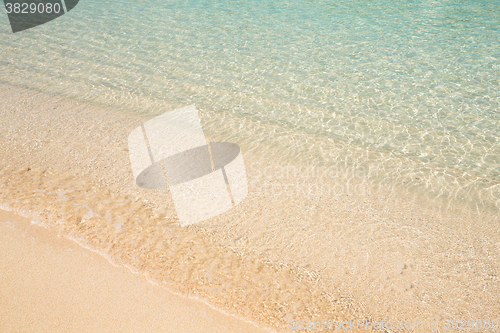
left=1, top=0, right=499, bottom=331
left=1, top=0, right=499, bottom=212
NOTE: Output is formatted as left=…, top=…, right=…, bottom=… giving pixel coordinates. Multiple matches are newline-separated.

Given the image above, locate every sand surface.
left=0, top=83, right=499, bottom=332
left=0, top=209, right=269, bottom=333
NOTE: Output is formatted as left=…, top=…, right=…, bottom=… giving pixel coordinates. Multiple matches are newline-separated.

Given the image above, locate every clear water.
left=1, top=0, right=500, bottom=328
left=1, top=0, right=499, bottom=213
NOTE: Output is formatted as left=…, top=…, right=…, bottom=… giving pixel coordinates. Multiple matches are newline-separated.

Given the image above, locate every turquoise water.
left=1, top=0, right=499, bottom=212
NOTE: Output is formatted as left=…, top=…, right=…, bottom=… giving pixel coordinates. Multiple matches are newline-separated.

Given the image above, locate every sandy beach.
left=1, top=0, right=499, bottom=330
left=0, top=83, right=499, bottom=332
left=0, top=209, right=269, bottom=333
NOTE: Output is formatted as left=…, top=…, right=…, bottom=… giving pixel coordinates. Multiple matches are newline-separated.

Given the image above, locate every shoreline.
left=1, top=82, right=499, bottom=331
left=0, top=209, right=270, bottom=333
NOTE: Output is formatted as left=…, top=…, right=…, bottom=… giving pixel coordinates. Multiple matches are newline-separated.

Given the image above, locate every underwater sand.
left=0, top=84, right=499, bottom=332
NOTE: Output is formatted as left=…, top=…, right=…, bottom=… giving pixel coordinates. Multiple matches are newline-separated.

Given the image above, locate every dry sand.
left=0, top=209, right=269, bottom=333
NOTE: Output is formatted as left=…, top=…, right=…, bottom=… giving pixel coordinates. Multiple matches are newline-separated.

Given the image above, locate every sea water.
left=1, top=0, right=499, bottom=212
left=0, top=0, right=499, bottom=330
